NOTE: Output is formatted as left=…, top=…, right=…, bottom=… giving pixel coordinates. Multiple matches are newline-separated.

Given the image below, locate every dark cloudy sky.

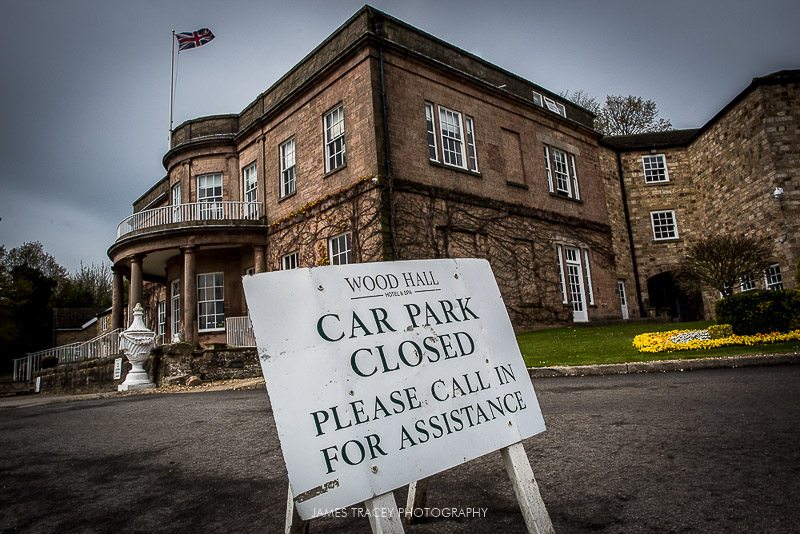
left=1, top=0, right=798, bottom=272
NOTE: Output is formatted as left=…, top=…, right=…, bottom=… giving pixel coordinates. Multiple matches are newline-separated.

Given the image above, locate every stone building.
left=107, top=6, right=797, bottom=345
left=601, top=70, right=799, bottom=320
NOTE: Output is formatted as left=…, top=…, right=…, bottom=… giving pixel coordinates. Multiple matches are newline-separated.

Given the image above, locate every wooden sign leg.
left=404, top=478, right=430, bottom=523
left=501, top=442, right=555, bottom=534
left=364, top=491, right=405, bottom=534
left=285, top=486, right=308, bottom=534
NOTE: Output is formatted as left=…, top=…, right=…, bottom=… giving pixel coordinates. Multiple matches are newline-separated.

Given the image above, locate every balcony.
left=116, top=201, right=263, bottom=239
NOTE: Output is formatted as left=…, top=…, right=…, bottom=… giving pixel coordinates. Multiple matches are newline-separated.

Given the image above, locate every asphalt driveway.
left=1, top=365, right=799, bottom=533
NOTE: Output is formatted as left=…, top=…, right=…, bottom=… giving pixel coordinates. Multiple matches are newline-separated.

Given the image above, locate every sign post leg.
left=285, top=486, right=308, bottom=534
left=364, top=491, right=405, bottom=534
left=501, top=442, right=554, bottom=534
left=404, top=478, right=430, bottom=523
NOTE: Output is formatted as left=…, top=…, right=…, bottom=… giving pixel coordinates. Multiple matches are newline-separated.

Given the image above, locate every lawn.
left=517, top=321, right=800, bottom=367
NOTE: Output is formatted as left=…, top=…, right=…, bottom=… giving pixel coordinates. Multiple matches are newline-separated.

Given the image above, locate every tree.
left=562, top=91, right=672, bottom=136
left=560, top=89, right=600, bottom=115
left=677, top=235, right=774, bottom=297
left=0, top=242, right=112, bottom=373
left=595, top=94, right=672, bottom=135
left=0, top=243, right=65, bottom=371
left=55, top=262, right=112, bottom=308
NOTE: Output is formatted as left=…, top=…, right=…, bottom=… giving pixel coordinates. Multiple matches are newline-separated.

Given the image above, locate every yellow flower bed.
left=633, top=329, right=800, bottom=353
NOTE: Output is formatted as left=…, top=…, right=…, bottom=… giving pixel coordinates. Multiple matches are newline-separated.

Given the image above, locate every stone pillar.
left=111, top=266, right=125, bottom=330
left=129, top=255, right=144, bottom=321
left=183, top=246, right=197, bottom=344
left=254, top=245, right=267, bottom=273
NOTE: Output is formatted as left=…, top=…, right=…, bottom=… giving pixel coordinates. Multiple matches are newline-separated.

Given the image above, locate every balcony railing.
left=226, top=316, right=256, bottom=347
left=117, top=201, right=263, bottom=239
left=12, top=329, right=122, bottom=382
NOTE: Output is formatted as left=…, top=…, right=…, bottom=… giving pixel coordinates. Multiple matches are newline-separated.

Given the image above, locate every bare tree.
left=678, top=235, right=774, bottom=297
left=595, top=94, right=672, bottom=136
left=562, top=90, right=672, bottom=135
left=560, top=90, right=600, bottom=115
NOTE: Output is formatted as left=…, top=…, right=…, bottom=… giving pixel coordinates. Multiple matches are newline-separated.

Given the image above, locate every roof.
left=601, top=129, right=700, bottom=150
left=600, top=69, right=799, bottom=151
left=53, top=308, right=106, bottom=330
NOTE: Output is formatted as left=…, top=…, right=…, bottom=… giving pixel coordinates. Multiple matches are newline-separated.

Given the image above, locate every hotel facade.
left=107, top=7, right=799, bottom=346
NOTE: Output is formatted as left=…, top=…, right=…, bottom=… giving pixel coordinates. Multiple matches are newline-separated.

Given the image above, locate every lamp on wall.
left=772, top=186, right=784, bottom=201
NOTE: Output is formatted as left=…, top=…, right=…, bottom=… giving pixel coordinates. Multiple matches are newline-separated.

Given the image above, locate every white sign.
left=113, top=357, right=123, bottom=380
left=243, top=259, right=545, bottom=519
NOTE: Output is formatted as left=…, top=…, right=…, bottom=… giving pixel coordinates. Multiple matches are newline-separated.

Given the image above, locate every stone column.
left=111, top=266, right=125, bottom=330
left=129, top=255, right=144, bottom=321
left=183, top=246, right=197, bottom=344
left=254, top=245, right=267, bottom=273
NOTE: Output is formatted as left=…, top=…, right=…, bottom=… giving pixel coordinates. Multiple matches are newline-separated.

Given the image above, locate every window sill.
left=548, top=192, right=583, bottom=204
left=506, top=181, right=529, bottom=190
left=278, top=190, right=297, bottom=203
left=429, top=159, right=481, bottom=178
left=644, top=180, right=671, bottom=186
left=324, top=164, right=347, bottom=179
left=198, top=328, right=226, bottom=333
left=652, top=238, right=680, bottom=243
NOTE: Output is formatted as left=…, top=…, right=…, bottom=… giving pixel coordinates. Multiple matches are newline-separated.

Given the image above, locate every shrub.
left=716, top=289, right=800, bottom=335
left=40, top=356, right=59, bottom=369
left=708, top=324, right=733, bottom=339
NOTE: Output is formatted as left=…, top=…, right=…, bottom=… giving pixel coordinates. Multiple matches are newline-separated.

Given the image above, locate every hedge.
left=716, top=289, right=800, bottom=335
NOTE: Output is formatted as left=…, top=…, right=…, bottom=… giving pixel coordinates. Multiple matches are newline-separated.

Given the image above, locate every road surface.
left=1, top=365, right=798, bottom=533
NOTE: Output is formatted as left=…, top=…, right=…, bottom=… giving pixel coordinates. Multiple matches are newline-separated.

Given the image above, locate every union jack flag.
left=175, top=28, right=215, bottom=51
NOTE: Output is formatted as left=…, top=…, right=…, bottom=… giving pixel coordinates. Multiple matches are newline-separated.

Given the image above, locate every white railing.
left=12, top=329, right=122, bottom=382
left=13, top=353, right=42, bottom=383
left=226, top=316, right=256, bottom=347
left=116, top=201, right=263, bottom=238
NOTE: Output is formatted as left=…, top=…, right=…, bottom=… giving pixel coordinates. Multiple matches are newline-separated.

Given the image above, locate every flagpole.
left=169, top=29, right=176, bottom=147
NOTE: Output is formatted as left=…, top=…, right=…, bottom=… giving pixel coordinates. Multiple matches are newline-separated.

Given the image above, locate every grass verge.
left=517, top=321, right=800, bottom=367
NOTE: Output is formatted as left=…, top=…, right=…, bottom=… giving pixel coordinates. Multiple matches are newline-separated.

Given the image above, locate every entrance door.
left=618, top=280, right=629, bottom=320
left=564, top=247, right=588, bottom=322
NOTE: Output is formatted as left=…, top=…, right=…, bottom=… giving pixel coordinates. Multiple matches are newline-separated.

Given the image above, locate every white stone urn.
left=118, top=303, right=157, bottom=391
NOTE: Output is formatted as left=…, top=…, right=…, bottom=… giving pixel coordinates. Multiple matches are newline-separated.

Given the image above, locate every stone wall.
left=392, top=181, right=621, bottom=331
left=33, top=345, right=261, bottom=395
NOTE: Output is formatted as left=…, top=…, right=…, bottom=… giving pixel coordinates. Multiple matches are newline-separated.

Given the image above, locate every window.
left=197, top=173, right=223, bottom=220
left=740, top=274, right=756, bottom=292
left=438, top=106, right=466, bottom=168
left=280, top=138, right=296, bottom=198
left=425, top=103, right=438, bottom=161
left=171, top=182, right=182, bottom=222
left=544, top=145, right=580, bottom=200
left=764, top=264, right=783, bottom=290
left=532, top=91, right=566, bottom=117
left=425, top=103, right=479, bottom=172
left=324, top=105, right=346, bottom=173
left=543, top=96, right=567, bottom=118
left=197, top=272, right=224, bottom=331
left=651, top=210, right=678, bottom=240
left=328, top=232, right=352, bottom=265
left=465, top=117, right=479, bottom=172
left=642, top=155, right=669, bottom=183
left=156, top=300, right=166, bottom=343
left=242, top=163, right=258, bottom=218
left=282, top=251, right=299, bottom=270
left=170, top=279, right=181, bottom=340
